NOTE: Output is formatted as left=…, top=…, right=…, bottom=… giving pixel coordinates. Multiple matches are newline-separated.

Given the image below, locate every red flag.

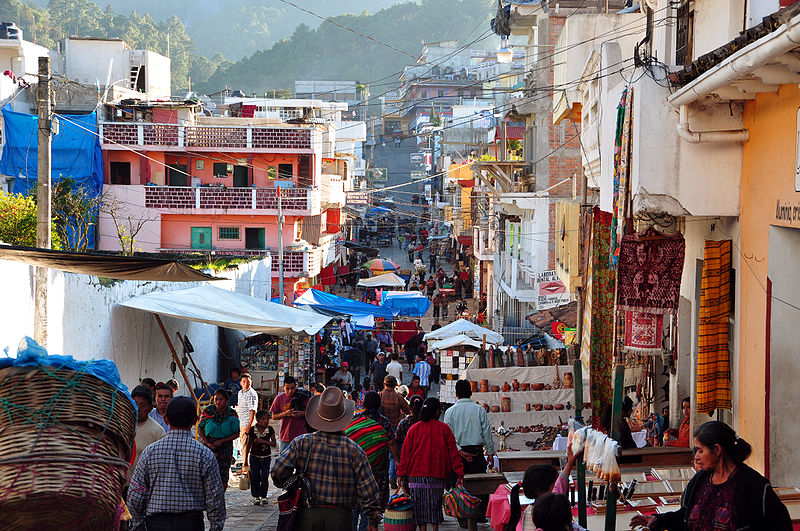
left=551, top=321, right=566, bottom=341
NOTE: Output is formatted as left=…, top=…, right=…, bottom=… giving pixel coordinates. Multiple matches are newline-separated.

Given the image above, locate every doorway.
left=168, top=164, right=188, bottom=186
left=245, top=228, right=265, bottom=250
left=190, top=227, right=212, bottom=249
left=233, top=165, right=248, bottom=187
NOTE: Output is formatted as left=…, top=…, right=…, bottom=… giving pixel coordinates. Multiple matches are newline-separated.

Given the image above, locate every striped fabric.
left=345, top=416, right=390, bottom=469
left=697, top=240, right=732, bottom=415
left=408, top=476, right=445, bottom=525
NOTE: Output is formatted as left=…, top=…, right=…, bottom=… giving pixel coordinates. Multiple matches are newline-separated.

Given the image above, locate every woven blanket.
left=345, top=416, right=390, bottom=469
left=611, top=87, right=633, bottom=269
left=697, top=240, right=732, bottom=415
left=624, top=311, right=664, bottom=354
left=616, top=228, right=685, bottom=315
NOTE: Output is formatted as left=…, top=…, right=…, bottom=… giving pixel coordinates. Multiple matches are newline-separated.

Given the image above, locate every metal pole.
left=154, top=315, right=198, bottom=402
left=277, top=185, right=285, bottom=305
left=605, top=364, right=626, bottom=531
left=575, top=158, right=589, bottom=527
left=34, top=56, right=51, bottom=347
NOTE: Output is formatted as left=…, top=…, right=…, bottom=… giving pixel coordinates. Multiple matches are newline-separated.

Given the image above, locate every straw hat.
left=306, top=387, right=355, bottom=433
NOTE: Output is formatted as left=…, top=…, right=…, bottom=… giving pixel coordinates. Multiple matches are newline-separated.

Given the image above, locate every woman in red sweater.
left=398, top=397, right=464, bottom=530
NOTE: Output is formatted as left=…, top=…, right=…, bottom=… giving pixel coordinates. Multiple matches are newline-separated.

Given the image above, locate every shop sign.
left=536, top=270, right=568, bottom=310
left=410, top=171, right=427, bottom=181
left=346, top=191, right=370, bottom=205
left=774, top=199, right=800, bottom=226
left=410, top=152, right=425, bottom=164
left=368, top=168, right=387, bottom=182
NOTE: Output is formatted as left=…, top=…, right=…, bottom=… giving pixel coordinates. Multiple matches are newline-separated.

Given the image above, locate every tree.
left=0, top=191, right=61, bottom=248
left=101, top=192, right=155, bottom=256
left=51, top=177, right=102, bottom=252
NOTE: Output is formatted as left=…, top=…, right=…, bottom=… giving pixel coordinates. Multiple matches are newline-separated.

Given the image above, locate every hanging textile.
left=588, top=208, right=615, bottom=426
left=610, top=87, right=633, bottom=269
left=623, top=311, right=664, bottom=354
left=616, top=227, right=685, bottom=315
left=320, top=264, right=336, bottom=286
left=697, top=240, right=732, bottom=415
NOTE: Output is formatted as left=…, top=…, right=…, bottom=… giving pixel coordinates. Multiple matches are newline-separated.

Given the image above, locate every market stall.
left=462, top=363, right=589, bottom=451
left=293, top=288, right=394, bottom=329
left=356, top=272, right=406, bottom=288
left=120, top=285, right=331, bottom=390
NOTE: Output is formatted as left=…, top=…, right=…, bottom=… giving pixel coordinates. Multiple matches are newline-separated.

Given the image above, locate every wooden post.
left=34, top=56, right=51, bottom=347
left=573, top=357, right=587, bottom=527
left=605, top=364, right=625, bottom=531
left=154, top=314, right=198, bottom=402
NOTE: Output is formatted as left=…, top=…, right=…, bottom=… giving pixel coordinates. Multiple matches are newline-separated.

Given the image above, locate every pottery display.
left=520, top=426, right=530, bottom=433
left=470, top=380, right=479, bottom=393
left=532, top=383, right=545, bottom=391
left=480, top=379, right=489, bottom=393
left=554, top=403, right=565, bottom=410
left=512, top=379, right=520, bottom=392
left=544, top=384, right=552, bottom=390
left=525, top=403, right=531, bottom=411
left=482, top=403, right=490, bottom=412
left=544, top=404, right=554, bottom=410
left=491, top=406, right=501, bottom=413
left=533, top=404, right=544, bottom=411
left=563, top=372, right=574, bottom=389
left=490, top=385, right=501, bottom=392
left=501, top=397, right=511, bottom=412
left=501, top=381, right=511, bottom=392
left=520, top=383, right=531, bottom=391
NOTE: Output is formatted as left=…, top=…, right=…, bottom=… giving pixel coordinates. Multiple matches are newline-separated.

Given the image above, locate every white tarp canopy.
left=120, top=285, right=331, bottom=336
left=431, top=334, right=483, bottom=351
left=424, top=318, right=504, bottom=345
left=357, top=272, right=406, bottom=288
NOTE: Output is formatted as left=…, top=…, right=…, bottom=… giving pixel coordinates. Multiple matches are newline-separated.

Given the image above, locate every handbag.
left=443, top=481, right=481, bottom=520
left=384, top=488, right=414, bottom=531
left=276, top=434, right=315, bottom=531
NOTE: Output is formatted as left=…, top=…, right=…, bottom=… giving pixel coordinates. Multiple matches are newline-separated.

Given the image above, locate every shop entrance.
left=245, top=228, right=265, bottom=250
left=768, top=225, right=800, bottom=487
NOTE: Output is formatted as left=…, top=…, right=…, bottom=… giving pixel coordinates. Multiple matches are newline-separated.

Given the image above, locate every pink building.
left=98, top=101, right=353, bottom=301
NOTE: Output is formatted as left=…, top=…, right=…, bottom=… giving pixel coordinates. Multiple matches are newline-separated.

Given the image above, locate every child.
left=243, top=410, right=276, bottom=506
left=528, top=493, right=587, bottom=531
left=508, top=446, right=581, bottom=530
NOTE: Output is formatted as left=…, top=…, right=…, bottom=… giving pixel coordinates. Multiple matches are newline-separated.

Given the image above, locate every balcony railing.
left=144, top=186, right=317, bottom=213
left=99, top=122, right=316, bottom=151
left=155, top=247, right=322, bottom=277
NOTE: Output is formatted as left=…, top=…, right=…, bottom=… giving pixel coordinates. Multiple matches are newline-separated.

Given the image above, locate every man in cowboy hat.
left=271, top=387, right=382, bottom=531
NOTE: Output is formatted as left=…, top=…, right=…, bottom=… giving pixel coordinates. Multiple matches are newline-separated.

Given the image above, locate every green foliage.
left=51, top=177, right=102, bottom=252
left=196, top=0, right=492, bottom=94
left=0, top=191, right=61, bottom=248
left=190, top=256, right=257, bottom=272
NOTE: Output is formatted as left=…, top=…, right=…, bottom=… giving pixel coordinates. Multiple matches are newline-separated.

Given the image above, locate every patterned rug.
left=611, top=87, right=633, bottom=269
left=624, top=311, right=664, bottom=355
left=616, top=227, right=685, bottom=315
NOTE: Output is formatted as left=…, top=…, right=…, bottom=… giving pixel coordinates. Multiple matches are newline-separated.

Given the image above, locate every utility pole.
left=34, top=56, right=51, bottom=347
left=277, top=185, right=284, bottom=305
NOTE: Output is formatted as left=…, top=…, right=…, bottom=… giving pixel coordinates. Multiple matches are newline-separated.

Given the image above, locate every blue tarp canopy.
left=380, top=290, right=431, bottom=317
left=1, top=106, right=103, bottom=197
left=293, top=289, right=396, bottom=324
left=366, top=206, right=391, bottom=216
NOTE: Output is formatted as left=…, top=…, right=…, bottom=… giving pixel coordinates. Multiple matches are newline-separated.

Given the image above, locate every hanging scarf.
left=611, top=87, right=633, bottom=269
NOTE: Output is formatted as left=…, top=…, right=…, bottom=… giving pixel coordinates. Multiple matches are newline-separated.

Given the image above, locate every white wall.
left=143, top=50, right=171, bottom=99
left=0, top=257, right=271, bottom=393
left=692, top=0, right=747, bottom=60
left=65, top=39, right=128, bottom=87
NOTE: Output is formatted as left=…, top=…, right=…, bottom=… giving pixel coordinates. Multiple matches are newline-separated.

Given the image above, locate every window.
left=109, top=161, right=130, bottom=185
left=213, top=162, right=231, bottom=177
left=218, top=226, right=240, bottom=240
left=437, top=90, right=444, bottom=98
left=267, top=166, right=276, bottom=180
left=278, top=163, right=293, bottom=180
left=675, top=1, right=693, bottom=66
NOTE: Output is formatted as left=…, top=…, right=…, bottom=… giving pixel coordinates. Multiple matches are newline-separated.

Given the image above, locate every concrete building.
left=97, top=98, right=365, bottom=303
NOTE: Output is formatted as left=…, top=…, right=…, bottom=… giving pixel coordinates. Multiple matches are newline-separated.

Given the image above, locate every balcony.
left=98, top=122, right=318, bottom=153
left=143, top=185, right=320, bottom=215
left=154, top=247, right=322, bottom=278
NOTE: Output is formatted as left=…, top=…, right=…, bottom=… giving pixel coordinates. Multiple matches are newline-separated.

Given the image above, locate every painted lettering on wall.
left=774, top=199, right=800, bottom=224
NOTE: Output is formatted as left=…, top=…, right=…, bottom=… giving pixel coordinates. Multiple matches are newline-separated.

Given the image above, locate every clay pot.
left=491, top=406, right=501, bottom=413
left=470, top=380, right=479, bottom=393
left=512, top=379, right=520, bottom=392
left=502, top=381, right=511, bottom=393
left=563, top=372, right=574, bottom=389
left=533, top=404, right=544, bottom=411
left=544, top=404, right=554, bottom=410
left=544, top=384, right=552, bottom=391
left=583, top=402, right=591, bottom=409
left=520, top=383, right=531, bottom=391
left=525, top=403, right=531, bottom=411
left=490, top=385, right=501, bottom=393
left=482, top=403, right=490, bottom=412
left=480, top=379, right=489, bottom=393
left=520, top=426, right=530, bottom=433
left=554, top=404, right=565, bottom=410
left=532, top=383, right=545, bottom=391
left=501, top=397, right=511, bottom=412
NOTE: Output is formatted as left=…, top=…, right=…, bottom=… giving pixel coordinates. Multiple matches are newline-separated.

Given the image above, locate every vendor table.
left=497, top=447, right=692, bottom=473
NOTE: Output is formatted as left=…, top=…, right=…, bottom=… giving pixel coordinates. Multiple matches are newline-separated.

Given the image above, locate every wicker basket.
left=0, top=365, right=136, bottom=529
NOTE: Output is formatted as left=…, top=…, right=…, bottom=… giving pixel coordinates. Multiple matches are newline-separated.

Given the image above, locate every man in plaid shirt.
left=272, top=387, right=381, bottom=531
left=128, top=396, right=225, bottom=530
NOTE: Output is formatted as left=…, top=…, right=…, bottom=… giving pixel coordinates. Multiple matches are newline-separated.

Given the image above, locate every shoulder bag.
left=276, top=434, right=315, bottom=531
